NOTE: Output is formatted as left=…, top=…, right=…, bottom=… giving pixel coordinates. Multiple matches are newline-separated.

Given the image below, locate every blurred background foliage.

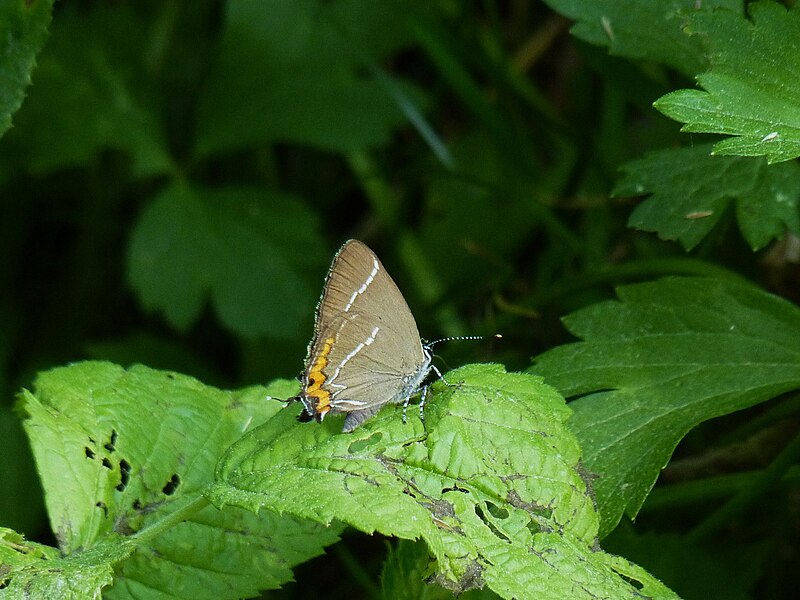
left=2, top=0, right=798, bottom=598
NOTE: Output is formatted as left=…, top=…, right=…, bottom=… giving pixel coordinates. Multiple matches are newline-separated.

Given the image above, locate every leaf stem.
left=130, top=494, right=211, bottom=545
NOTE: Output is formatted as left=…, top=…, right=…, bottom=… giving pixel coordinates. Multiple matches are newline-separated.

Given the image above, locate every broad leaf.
left=616, top=144, right=800, bottom=250
left=210, top=364, right=679, bottom=600
left=127, top=183, right=326, bottom=338
left=15, top=362, right=340, bottom=599
left=531, top=277, right=800, bottom=537
left=655, top=2, right=800, bottom=163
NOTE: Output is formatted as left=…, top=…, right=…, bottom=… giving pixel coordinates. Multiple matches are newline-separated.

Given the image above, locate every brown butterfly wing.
left=305, top=240, right=427, bottom=414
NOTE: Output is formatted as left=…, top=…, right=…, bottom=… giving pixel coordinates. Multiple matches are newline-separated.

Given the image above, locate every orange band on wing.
left=306, top=337, right=334, bottom=414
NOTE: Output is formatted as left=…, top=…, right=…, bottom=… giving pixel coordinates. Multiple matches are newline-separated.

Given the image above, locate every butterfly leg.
left=418, top=384, right=428, bottom=423
left=430, top=364, right=449, bottom=386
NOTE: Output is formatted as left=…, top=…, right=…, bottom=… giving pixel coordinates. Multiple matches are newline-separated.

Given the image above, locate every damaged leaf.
left=14, top=362, right=340, bottom=599
left=209, top=364, right=679, bottom=599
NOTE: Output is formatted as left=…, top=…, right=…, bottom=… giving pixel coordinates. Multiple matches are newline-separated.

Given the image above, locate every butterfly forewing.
left=306, top=240, right=427, bottom=410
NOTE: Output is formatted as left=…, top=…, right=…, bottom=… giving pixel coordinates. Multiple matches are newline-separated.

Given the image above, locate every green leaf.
left=195, top=0, right=421, bottom=157
left=210, top=364, right=679, bottom=600
left=542, top=0, right=741, bottom=77
left=0, top=5, right=173, bottom=177
left=0, top=526, right=59, bottom=566
left=1, top=531, right=135, bottom=599
left=616, top=144, right=800, bottom=250
left=654, top=2, right=800, bottom=164
left=0, top=0, right=54, bottom=138
left=530, top=277, right=800, bottom=537
left=127, top=183, right=326, bottom=338
left=16, top=362, right=340, bottom=598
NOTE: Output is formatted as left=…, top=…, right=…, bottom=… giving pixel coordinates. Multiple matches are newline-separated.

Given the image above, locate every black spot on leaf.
left=85, top=447, right=95, bottom=459
left=162, top=473, right=181, bottom=495
left=104, top=430, right=117, bottom=452
left=116, top=459, right=131, bottom=492
left=101, top=458, right=112, bottom=469
left=95, top=502, right=108, bottom=518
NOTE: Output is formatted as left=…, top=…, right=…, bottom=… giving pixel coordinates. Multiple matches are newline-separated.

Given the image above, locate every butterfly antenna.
left=424, top=333, right=502, bottom=350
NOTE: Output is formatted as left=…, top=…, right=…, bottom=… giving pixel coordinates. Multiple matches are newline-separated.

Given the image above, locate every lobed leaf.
left=654, top=2, right=800, bottom=163
left=127, top=183, right=327, bottom=338
left=210, top=364, right=679, bottom=600
left=542, top=0, right=741, bottom=77
left=616, top=144, right=800, bottom=250
left=531, top=277, right=800, bottom=537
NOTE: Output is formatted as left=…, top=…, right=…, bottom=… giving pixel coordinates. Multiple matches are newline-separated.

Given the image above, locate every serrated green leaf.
left=1, top=533, right=135, bottom=599
left=0, top=5, right=173, bottom=177
left=210, top=364, right=679, bottom=600
left=654, top=2, right=800, bottom=164
left=0, top=526, right=59, bottom=566
left=195, top=0, right=421, bottom=157
left=616, top=144, right=800, bottom=250
left=0, top=0, right=54, bottom=138
left=127, top=183, right=326, bottom=338
left=530, top=277, right=800, bottom=537
left=542, top=0, right=741, bottom=77
left=16, top=362, right=340, bottom=599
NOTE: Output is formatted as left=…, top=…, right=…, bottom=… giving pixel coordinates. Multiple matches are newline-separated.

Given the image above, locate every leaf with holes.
left=209, top=364, right=679, bottom=600
left=531, top=277, right=800, bottom=538
left=15, top=362, right=340, bottom=599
